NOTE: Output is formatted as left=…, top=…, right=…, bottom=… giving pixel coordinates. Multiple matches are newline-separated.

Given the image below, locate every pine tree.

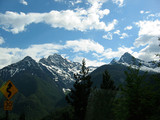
left=101, top=70, right=117, bottom=90
left=113, top=67, right=152, bottom=120
left=19, top=113, right=25, bottom=120
left=66, top=59, right=92, bottom=120
left=86, top=70, right=117, bottom=120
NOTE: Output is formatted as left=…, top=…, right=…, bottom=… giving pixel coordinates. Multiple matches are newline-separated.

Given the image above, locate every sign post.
left=0, top=80, right=18, bottom=120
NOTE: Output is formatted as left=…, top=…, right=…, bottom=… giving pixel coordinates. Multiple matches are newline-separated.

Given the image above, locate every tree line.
left=42, top=38, right=160, bottom=120
left=42, top=58, right=160, bottom=120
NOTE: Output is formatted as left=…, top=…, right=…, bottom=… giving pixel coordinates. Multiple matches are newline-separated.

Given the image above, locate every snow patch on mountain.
left=111, top=52, right=160, bottom=73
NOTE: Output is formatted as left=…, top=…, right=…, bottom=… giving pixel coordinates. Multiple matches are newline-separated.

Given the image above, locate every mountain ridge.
left=0, top=52, right=159, bottom=119
left=110, top=52, right=160, bottom=73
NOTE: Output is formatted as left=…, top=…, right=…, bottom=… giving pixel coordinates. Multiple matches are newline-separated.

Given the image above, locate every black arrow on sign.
left=7, top=83, right=12, bottom=98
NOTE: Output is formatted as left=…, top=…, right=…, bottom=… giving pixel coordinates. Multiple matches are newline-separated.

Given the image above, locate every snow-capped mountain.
left=0, top=53, right=97, bottom=90
left=0, top=56, right=41, bottom=80
left=39, top=54, right=82, bottom=88
left=111, top=52, right=160, bottom=73
left=0, top=54, right=83, bottom=89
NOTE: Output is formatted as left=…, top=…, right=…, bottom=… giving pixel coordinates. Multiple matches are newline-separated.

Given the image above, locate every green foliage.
left=113, top=66, right=160, bottom=120
left=101, top=70, right=117, bottom=90
left=90, top=64, right=128, bottom=88
left=66, top=59, right=92, bottom=120
left=86, top=70, right=117, bottom=120
left=42, top=106, right=74, bottom=120
left=19, top=113, right=25, bottom=120
left=0, top=70, right=65, bottom=120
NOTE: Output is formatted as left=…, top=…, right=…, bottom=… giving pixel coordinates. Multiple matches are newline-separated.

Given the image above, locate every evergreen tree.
left=66, top=59, right=92, bottom=120
left=19, top=113, right=25, bottom=120
left=101, top=70, right=117, bottom=90
left=86, top=70, right=117, bottom=120
left=156, top=37, right=160, bottom=66
left=113, top=67, right=154, bottom=120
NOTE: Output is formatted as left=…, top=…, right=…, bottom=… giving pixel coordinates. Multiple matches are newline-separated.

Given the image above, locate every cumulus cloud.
left=140, top=10, right=150, bottom=14
left=148, top=13, right=160, bottom=18
left=103, top=32, right=113, bottom=40
left=69, top=0, right=82, bottom=6
left=0, top=38, right=135, bottom=68
left=0, top=0, right=117, bottom=34
left=112, top=0, right=124, bottom=7
left=20, top=0, right=28, bottom=5
left=114, top=30, right=128, bottom=39
left=0, top=39, right=106, bottom=68
left=134, top=20, right=160, bottom=47
left=124, top=25, right=132, bottom=30
left=0, top=47, right=22, bottom=68
left=114, top=30, right=120, bottom=35
left=0, top=36, right=5, bottom=45
left=120, top=33, right=128, bottom=39
left=65, top=39, right=104, bottom=53
left=73, top=56, right=106, bottom=67
left=134, top=19, right=160, bottom=61
left=102, top=46, right=134, bottom=59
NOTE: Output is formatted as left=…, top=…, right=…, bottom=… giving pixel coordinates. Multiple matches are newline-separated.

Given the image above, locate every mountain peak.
left=119, top=52, right=135, bottom=63
left=121, top=52, right=133, bottom=58
left=20, top=56, right=38, bottom=68
left=110, top=58, right=118, bottom=64
left=23, top=56, right=34, bottom=61
left=48, top=53, right=63, bottom=60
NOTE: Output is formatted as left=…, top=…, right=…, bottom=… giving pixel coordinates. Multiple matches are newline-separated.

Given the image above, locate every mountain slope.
left=0, top=52, right=159, bottom=119
left=0, top=55, right=80, bottom=120
left=39, top=54, right=81, bottom=88
left=111, top=52, right=160, bottom=73
left=90, top=52, right=159, bottom=88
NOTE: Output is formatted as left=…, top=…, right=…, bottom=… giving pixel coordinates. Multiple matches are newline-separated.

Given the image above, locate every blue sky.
left=0, top=0, right=160, bottom=68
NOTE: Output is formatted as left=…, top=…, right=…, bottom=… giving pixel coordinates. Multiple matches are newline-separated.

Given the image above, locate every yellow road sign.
left=0, top=80, right=18, bottom=100
left=4, top=100, right=13, bottom=111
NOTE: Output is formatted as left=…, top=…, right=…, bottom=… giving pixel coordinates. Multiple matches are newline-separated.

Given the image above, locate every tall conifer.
left=66, top=59, right=92, bottom=120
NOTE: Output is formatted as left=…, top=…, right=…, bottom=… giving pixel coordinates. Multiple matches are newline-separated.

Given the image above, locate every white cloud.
left=54, top=0, right=63, bottom=2
left=114, top=30, right=120, bottom=35
left=102, top=46, right=134, bottom=59
left=145, top=11, right=150, bottom=14
left=65, top=39, right=104, bottom=53
left=69, top=0, right=82, bottom=6
left=75, top=0, right=82, bottom=4
left=0, top=47, right=22, bottom=68
left=134, top=19, right=160, bottom=61
left=0, top=39, right=106, bottom=68
left=23, top=44, right=64, bottom=60
left=114, top=30, right=128, bottom=39
left=148, top=13, right=160, bottom=18
left=0, top=36, right=5, bottom=45
left=120, top=33, right=128, bottom=39
left=140, top=10, right=150, bottom=14
left=140, top=10, right=144, bottom=14
left=105, top=19, right=118, bottom=31
left=112, top=0, right=124, bottom=7
left=103, top=32, right=113, bottom=40
left=124, top=25, right=132, bottom=30
left=20, top=0, right=28, bottom=5
left=0, top=1, right=117, bottom=34
left=0, top=38, right=135, bottom=68
left=135, top=20, right=160, bottom=47
left=73, top=56, right=106, bottom=67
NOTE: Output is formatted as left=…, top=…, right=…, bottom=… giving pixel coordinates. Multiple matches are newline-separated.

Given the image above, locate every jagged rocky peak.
left=119, top=52, right=135, bottom=63
left=22, top=56, right=35, bottom=63
left=39, top=53, right=70, bottom=66
left=110, top=58, right=118, bottom=64
left=39, top=53, right=82, bottom=70
left=20, top=56, right=38, bottom=67
left=48, top=53, right=63, bottom=60
left=110, top=52, right=135, bottom=65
